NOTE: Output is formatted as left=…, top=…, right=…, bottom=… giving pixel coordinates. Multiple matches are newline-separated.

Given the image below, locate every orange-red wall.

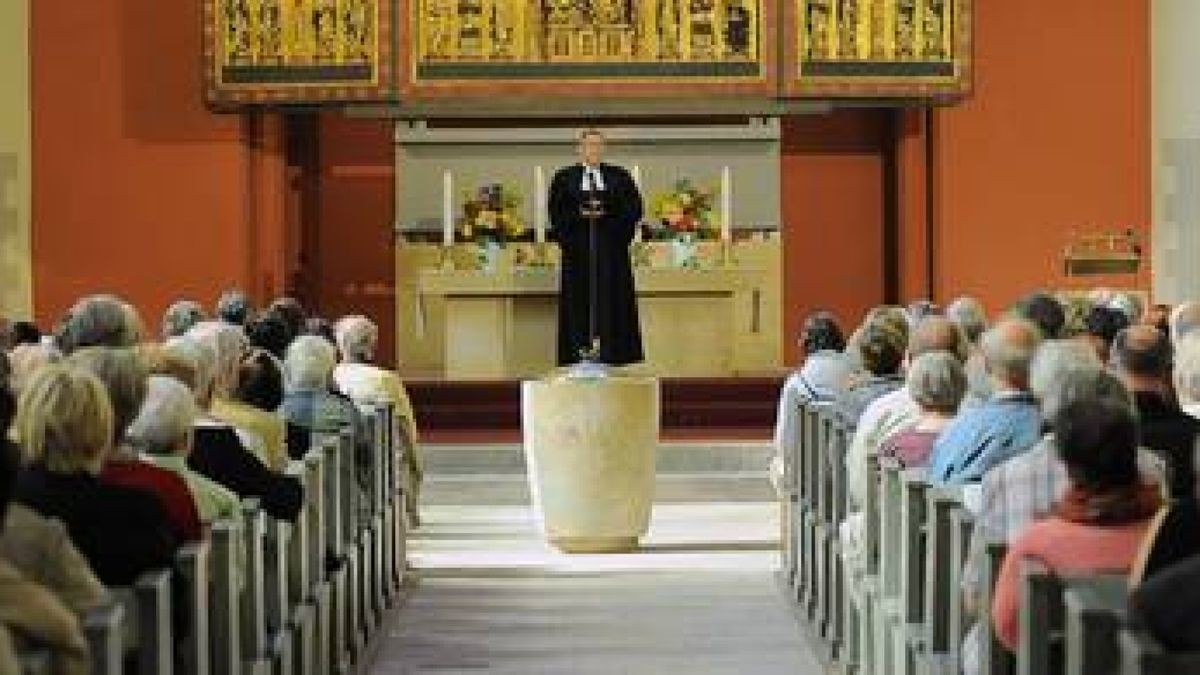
left=30, top=0, right=292, bottom=331
left=931, top=0, right=1151, bottom=315
left=29, top=0, right=1150, bottom=363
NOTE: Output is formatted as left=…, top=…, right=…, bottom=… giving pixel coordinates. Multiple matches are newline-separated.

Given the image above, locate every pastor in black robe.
left=548, top=162, right=645, bottom=367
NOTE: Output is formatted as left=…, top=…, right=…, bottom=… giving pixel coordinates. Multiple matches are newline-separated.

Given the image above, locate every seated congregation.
left=775, top=291, right=1200, bottom=675
left=0, top=291, right=419, bottom=673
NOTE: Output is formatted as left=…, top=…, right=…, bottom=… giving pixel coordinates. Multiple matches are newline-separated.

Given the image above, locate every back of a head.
left=285, top=335, right=337, bottom=390
left=1041, top=364, right=1131, bottom=422
left=246, top=311, right=291, bottom=361
left=187, top=321, right=249, bottom=395
left=1111, top=325, right=1172, bottom=380
left=161, top=300, right=206, bottom=340
left=908, top=316, right=969, bottom=363
left=981, top=319, right=1043, bottom=389
left=905, top=300, right=941, bottom=327
left=1054, top=398, right=1139, bottom=491
left=907, top=350, right=967, bottom=415
left=1108, top=291, right=1145, bottom=325
left=127, top=375, right=199, bottom=456
left=216, top=289, right=251, bottom=326
left=268, top=297, right=306, bottom=344
left=57, top=294, right=143, bottom=354
left=236, top=349, right=284, bottom=412
left=800, top=311, right=845, bottom=356
left=335, top=315, right=378, bottom=364
left=10, top=321, right=41, bottom=347
left=1085, top=305, right=1132, bottom=350
left=303, top=317, right=338, bottom=348
left=945, top=297, right=987, bottom=345
left=1012, top=292, right=1065, bottom=340
left=1029, top=339, right=1101, bottom=406
left=15, top=364, right=114, bottom=472
left=857, top=322, right=905, bottom=377
left=66, top=347, right=148, bottom=447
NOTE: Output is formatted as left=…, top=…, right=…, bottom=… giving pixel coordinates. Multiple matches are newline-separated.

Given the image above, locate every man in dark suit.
left=548, top=129, right=644, bottom=368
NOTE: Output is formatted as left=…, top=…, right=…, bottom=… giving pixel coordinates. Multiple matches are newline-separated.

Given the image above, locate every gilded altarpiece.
left=204, top=0, right=399, bottom=105
left=786, top=0, right=971, bottom=97
left=399, top=0, right=774, bottom=97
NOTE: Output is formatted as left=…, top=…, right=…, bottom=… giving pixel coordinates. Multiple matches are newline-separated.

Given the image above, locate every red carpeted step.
left=407, top=376, right=786, bottom=442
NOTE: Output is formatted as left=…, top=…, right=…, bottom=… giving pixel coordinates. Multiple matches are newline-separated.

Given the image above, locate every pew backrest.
left=1120, top=628, right=1200, bottom=675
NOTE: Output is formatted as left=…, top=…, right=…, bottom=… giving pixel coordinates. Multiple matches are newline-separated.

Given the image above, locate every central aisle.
left=369, top=499, right=824, bottom=674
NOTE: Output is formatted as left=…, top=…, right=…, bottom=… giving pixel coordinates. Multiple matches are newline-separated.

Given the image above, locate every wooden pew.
left=875, top=465, right=905, bottom=675
left=339, top=426, right=367, bottom=662
left=980, top=539, right=1015, bottom=675
left=947, top=507, right=976, bottom=673
left=177, top=540, right=212, bottom=675
left=895, top=470, right=929, bottom=675
left=1064, top=575, right=1127, bottom=675
left=828, top=418, right=851, bottom=660
left=850, top=453, right=883, bottom=675
left=284, top=459, right=316, bottom=675
left=239, top=500, right=271, bottom=675
left=16, top=649, right=52, bottom=675
left=262, top=502, right=294, bottom=674
left=314, top=431, right=354, bottom=675
left=133, top=568, right=174, bottom=675
left=208, top=519, right=242, bottom=675
left=923, top=487, right=965, bottom=675
left=1120, top=627, right=1200, bottom=675
left=84, top=602, right=125, bottom=675
left=1018, top=560, right=1064, bottom=675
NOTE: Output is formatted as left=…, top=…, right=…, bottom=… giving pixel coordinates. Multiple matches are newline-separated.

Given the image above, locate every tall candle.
left=534, top=165, right=546, bottom=244
left=442, top=170, right=454, bottom=247
left=721, top=165, right=733, bottom=243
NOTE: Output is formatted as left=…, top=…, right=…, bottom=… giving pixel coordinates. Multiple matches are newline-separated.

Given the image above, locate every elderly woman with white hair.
left=128, top=376, right=241, bottom=526
left=187, top=321, right=288, bottom=470
left=333, top=315, right=422, bottom=525
left=159, top=336, right=304, bottom=523
left=878, top=350, right=967, bottom=469
left=281, top=336, right=372, bottom=524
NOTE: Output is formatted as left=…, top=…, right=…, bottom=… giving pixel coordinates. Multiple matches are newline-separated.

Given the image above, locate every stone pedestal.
left=522, top=376, right=660, bottom=553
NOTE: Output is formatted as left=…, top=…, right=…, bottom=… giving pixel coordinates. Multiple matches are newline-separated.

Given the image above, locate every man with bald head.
left=928, top=319, right=1044, bottom=484
left=845, top=315, right=969, bottom=507
left=1112, top=325, right=1199, bottom=498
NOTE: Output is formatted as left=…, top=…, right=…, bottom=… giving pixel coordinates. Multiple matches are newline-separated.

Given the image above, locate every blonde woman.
left=13, top=364, right=176, bottom=586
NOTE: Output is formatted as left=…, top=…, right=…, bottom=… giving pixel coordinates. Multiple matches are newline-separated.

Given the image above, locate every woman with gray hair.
left=281, top=336, right=371, bottom=520
left=161, top=336, right=304, bottom=523
left=161, top=300, right=206, bottom=339
left=128, top=376, right=241, bottom=525
left=55, top=294, right=142, bottom=354
left=333, top=314, right=422, bottom=526
left=879, top=350, right=967, bottom=469
left=1173, top=333, right=1200, bottom=419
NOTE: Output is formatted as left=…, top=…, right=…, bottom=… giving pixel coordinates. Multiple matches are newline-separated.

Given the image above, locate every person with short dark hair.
left=215, top=289, right=251, bottom=327
left=9, top=321, right=41, bottom=347
left=267, top=297, right=306, bottom=346
left=835, top=321, right=906, bottom=425
left=771, top=311, right=853, bottom=493
left=55, top=294, right=142, bottom=353
left=991, top=398, right=1161, bottom=652
left=246, top=311, right=291, bottom=361
left=1112, top=324, right=1200, bottom=498
left=1012, top=291, right=1066, bottom=340
left=1083, top=304, right=1131, bottom=362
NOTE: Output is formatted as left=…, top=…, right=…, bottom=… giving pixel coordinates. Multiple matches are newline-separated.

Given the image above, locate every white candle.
left=721, top=165, right=733, bottom=243
left=534, top=165, right=546, bottom=244
left=442, top=170, right=454, bottom=247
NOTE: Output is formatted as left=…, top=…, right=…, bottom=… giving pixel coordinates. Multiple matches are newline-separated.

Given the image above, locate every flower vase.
left=478, top=240, right=502, bottom=273
left=671, top=233, right=699, bottom=269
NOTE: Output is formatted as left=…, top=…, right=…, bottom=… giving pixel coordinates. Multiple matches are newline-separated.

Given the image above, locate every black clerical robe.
left=549, top=163, right=645, bottom=367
